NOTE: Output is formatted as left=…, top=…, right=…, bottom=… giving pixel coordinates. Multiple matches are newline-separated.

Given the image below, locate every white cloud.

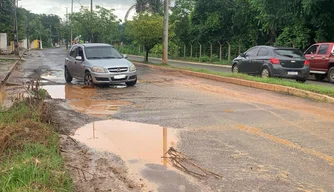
left=19, top=0, right=136, bottom=22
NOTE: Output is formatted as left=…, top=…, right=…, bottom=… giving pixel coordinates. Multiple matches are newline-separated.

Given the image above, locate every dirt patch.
left=60, top=135, right=145, bottom=192
left=0, top=120, right=52, bottom=154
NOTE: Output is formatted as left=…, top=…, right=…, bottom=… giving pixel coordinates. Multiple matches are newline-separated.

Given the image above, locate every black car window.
left=85, top=46, right=123, bottom=59
left=245, top=47, right=259, bottom=57
left=317, top=44, right=329, bottom=55
left=274, top=49, right=304, bottom=58
left=304, top=45, right=318, bottom=55
left=257, top=48, right=269, bottom=56
left=274, top=49, right=303, bottom=58
left=77, top=47, right=84, bottom=60
left=69, top=47, right=77, bottom=58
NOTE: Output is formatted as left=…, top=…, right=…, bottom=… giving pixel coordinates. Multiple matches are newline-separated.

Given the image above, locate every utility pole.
left=50, top=24, right=52, bottom=47
left=65, top=7, right=69, bottom=21
left=70, top=0, right=73, bottom=46
left=65, top=7, right=69, bottom=49
left=13, top=0, right=19, bottom=56
left=162, top=0, right=169, bottom=64
left=90, top=0, right=93, bottom=43
left=26, top=13, right=29, bottom=50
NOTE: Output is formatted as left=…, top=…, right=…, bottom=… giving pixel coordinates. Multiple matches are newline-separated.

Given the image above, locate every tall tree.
left=125, top=0, right=163, bottom=21
left=126, top=14, right=164, bottom=62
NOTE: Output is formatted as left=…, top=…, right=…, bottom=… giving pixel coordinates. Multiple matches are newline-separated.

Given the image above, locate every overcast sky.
left=19, top=0, right=136, bottom=22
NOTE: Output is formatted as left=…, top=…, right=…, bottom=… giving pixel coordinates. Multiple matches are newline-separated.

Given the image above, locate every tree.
left=71, top=6, right=121, bottom=44
left=126, top=14, right=163, bottom=62
left=125, top=0, right=163, bottom=21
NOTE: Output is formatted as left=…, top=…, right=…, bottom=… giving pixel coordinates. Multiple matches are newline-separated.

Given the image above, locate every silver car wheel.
left=84, top=72, right=93, bottom=86
left=261, top=68, right=270, bottom=78
left=232, top=65, right=239, bottom=73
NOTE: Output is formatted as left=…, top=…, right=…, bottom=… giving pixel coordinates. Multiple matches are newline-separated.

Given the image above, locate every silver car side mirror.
left=75, top=56, right=82, bottom=60
left=123, top=54, right=128, bottom=59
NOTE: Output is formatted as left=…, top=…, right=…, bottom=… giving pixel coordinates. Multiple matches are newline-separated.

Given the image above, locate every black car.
left=232, top=46, right=310, bottom=82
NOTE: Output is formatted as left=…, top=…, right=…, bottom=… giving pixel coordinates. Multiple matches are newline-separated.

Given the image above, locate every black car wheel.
left=64, top=67, right=73, bottom=83
left=296, top=79, right=307, bottom=83
left=261, top=67, right=271, bottom=78
left=126, top=79, right=137, bottom=87
left=314, top=74, right=326, bottom=81
left=328, top=67, right=334, bottom=83
left=84, top=71, right=94, bottom=86
left=232, top=64, right=239, bottom=73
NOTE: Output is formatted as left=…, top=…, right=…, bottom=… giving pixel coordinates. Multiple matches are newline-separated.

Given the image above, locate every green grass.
left=0, top=137, right=72, bottom=192
left=136, top=61, right=334, bottom=97
left=0, top=100, right=73, bottom=191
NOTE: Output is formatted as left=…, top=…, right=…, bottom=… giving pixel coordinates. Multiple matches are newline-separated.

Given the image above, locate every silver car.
left=64, top=43, right=137, bottom=86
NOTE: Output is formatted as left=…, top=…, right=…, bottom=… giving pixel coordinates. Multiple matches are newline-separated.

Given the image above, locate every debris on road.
left=164, top=147, right=222, bottom=179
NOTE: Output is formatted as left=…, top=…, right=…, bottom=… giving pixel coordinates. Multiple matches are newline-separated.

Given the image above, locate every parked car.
left=64, top=43, right=137, bottom=86
left=232, top=46, right=310, bottom=82
left=304, top=42, right=334, bottom=83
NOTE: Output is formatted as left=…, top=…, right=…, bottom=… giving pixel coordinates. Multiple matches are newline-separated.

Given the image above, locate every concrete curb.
left=129, top=55, right=232, bottom=68
left=134, top=62, right=334, bottom=104
left=0, top=51, right=26, bottom=89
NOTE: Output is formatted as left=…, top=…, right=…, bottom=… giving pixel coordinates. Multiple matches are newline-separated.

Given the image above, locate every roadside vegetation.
left=0, top=86, right=72, bottom=191
left=137, top=61, right=334, bottom=97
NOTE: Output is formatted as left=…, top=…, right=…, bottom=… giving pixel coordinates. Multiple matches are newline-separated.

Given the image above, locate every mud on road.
left=2, top=48, right=334, bottom=192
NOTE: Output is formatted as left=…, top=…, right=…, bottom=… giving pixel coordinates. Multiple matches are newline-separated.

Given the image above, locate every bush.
left=199, top=55, right=210, bottom=62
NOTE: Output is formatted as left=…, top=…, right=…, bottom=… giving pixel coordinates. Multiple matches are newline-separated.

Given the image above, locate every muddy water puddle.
left=72, top=120, right=178, bottom=190
left=42, top=85, right=131, bottom=117
left=73, top=120, right=178, bottom=165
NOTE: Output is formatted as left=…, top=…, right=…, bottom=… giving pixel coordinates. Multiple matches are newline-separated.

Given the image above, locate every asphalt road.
left=128, top=55, right=334, bottom=88
left=12, top=48, right=334, bottom=191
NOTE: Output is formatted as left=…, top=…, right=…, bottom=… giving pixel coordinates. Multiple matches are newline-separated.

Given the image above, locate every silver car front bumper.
left=91, top=71, right=137, bottom=84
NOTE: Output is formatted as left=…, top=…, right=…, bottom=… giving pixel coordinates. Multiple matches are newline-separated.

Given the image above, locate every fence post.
left=184, top=43, right=186, bottom=58
left=138, top=45, right=141, bottom=55
left=218, top=41, right=222, bottom=63
left=198, top=41, right=202, bottom=61
left=226, top=41, right=231, bottom=65
left=209, top=41, right=212, bottom=63
left=190, top=43, right=193, bottom=58
left=238, top=45, right=241, bottom=55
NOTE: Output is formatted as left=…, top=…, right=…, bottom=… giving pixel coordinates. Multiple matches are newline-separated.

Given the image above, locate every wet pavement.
left=129, top=55, right=334, bottom=87
left=5, top=48, right=334, bottom=191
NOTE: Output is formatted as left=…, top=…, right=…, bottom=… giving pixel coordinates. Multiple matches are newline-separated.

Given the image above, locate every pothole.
left=72, top=120, right=178, bottom=165
left=41, top=85, right=132, bottom=117
left=72, top=120, right=178, bottom=190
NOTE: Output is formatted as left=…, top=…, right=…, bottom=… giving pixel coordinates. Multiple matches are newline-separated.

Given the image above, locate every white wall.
left=0, top=33, right=7, bottom=53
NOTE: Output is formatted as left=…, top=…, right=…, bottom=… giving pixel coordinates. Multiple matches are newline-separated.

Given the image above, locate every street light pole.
left=70, top=0, right=73, bottom=46
left=90, top=0, right=93, bottom=43
left=162, top=0, right=169, bottom=64
left=13, top=0, right=19, bottom=56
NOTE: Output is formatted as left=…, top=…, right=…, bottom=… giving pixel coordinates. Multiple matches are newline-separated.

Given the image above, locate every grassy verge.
left=128, top=53, right=232, bottom=66
left=135, top=61, right=334, bottom=97
left=0, top=91, right=72, bottom=191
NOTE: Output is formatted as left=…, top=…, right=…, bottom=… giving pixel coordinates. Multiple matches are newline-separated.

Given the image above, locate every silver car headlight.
left=129, top=64, right=136, bottom=72
left=91, top=66, right=108, bottom=73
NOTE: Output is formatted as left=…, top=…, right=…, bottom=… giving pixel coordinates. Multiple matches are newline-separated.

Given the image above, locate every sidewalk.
left=0, top=50, right=26, bottom=87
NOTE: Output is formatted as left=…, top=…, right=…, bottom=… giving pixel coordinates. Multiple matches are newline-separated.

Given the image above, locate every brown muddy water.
left=72, top=120, right=179, bottom=190
left=41, top=85, right=131, bottom=117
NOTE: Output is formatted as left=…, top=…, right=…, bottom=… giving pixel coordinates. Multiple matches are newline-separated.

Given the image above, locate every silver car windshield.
left=85, top=46, right=123, bottom=59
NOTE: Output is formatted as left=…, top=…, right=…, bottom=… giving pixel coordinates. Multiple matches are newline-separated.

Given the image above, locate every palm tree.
left=124, top=0, right=164, bottom=21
